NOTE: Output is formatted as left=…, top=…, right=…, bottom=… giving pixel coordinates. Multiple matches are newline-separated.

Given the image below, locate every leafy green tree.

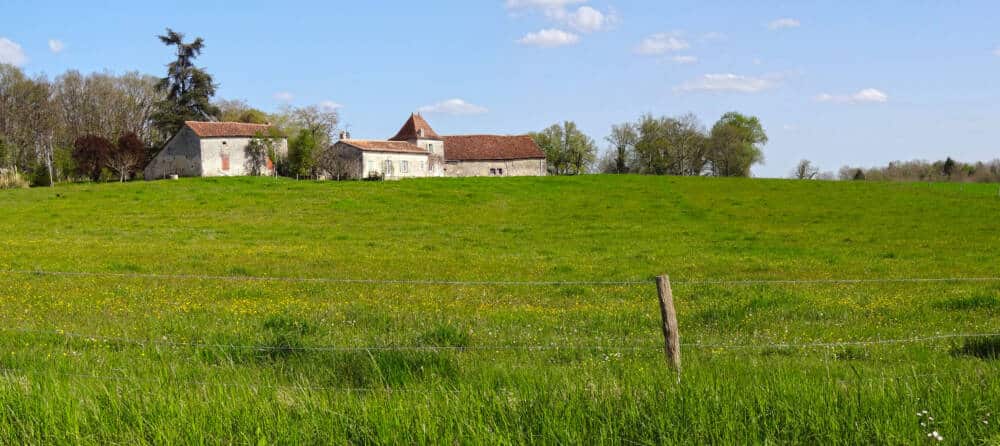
left=287, top=129, right=318, bottom=178
left=216, top=99, right=270, bottom=124
left=244, top=131, right=281, bottom=176
left=942, top=157, right=956, bottom=177
left=605, top=123, right=637, bottom=174
left=151, top=29, right=220, bottom=138
left=707, top=112, right=767, bottom=177
left=531, top=121, right=597, bottom=175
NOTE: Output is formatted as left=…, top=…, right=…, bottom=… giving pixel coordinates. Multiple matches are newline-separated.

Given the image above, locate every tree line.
left=0, top=29, right=338, bottom=188
left=838, top=158, right=1000, bottom=183
left=531, top=112, right=768, bottom=177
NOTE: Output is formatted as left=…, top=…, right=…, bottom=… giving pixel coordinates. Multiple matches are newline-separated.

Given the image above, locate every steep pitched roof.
left=339, top=140, right=429, bottom=154
left=185, top=121, right=275, bottom=138
left=442, top=135, right=546, bottom=161
left=389, top=113, right=440, bottom=141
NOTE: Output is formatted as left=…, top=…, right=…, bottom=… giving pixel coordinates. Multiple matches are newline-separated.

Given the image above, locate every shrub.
left=0, top=169, right=29, bottom=189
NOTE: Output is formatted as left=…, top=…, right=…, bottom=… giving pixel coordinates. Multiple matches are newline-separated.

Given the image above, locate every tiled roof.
left=185, top=121, right=275, bottom=138
left=442, top=135, right=546, bottom=161
left=389, top=113, right=440, bottom=141
left=339, top=140, right=429, bottom=154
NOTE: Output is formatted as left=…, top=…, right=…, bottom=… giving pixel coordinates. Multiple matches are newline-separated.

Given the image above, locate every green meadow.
left=0, top=175, right=999, bottom=444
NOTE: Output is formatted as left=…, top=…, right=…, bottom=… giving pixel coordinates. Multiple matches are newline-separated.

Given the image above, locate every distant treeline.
left=839, top=158, right=1000, bottom=183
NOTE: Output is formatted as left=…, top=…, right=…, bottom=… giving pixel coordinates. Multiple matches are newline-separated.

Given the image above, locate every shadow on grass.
left=951, top=336, right=1000, bottom=360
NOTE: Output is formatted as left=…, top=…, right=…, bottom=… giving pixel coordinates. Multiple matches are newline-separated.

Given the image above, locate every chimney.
left=339, top=131, right=348, bottom=140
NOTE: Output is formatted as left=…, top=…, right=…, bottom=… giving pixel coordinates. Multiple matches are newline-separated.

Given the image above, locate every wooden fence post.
left=656, top=275, right=682, bottom=377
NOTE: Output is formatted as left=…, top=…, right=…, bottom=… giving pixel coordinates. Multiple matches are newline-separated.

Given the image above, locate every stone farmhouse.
left=144, top=121, right=288, bottom=179
left=332, top=113, right=547, bottom=179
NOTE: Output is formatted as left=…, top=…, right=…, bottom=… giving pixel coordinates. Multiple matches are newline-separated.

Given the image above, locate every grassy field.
left=0, top=175, right=999, bottom=444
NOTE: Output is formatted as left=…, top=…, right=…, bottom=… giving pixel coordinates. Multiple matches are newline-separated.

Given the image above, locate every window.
left=384, top=159, right=393, bottom=174
left=401, top=160, right=409, bottom=173
left=427, top=143, right=433, bottom=152
left=489, top=168, right=497, bottom=176
left=498, top=168, right=504, bottom=176
left=421, top=161, right=426, bottom=172
left=221, top=153, right=230, bottom=171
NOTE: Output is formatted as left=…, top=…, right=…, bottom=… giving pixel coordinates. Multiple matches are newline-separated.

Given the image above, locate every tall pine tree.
left=151, top=29, right=220, bottom=138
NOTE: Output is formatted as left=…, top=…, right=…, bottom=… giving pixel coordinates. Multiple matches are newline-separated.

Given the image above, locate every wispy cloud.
left=418, top=99, right=489, bottom=115
left=517, top=29, right=580, bottom=47
left=48, top=39, right=64, bottom=54
left=273, top=92, right=294, bottom=102
left=635, top=33, right=689, bottom=55
left=768, top=18, right=801, bottom=30
left=0, top=37, right=27, bottom=66
left=320, top=100, right=342, bottom=112
left=701, top=31, right=727, bottom=42
left=816, top=88, right=889, bottom=104
left=675, top=73, right=781, bottom=93
left=504, top=0, right=584, bottom=9
left=672, top=55, right=698, bottom=65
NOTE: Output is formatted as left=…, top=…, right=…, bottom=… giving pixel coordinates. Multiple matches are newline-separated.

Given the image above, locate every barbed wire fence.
left=0, top=268, right=998, bottom=390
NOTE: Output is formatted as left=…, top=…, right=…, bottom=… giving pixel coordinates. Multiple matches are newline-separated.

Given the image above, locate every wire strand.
left=3, top=327, right=997, bottom=353
left=3, top=268, right=1000, bottom=287
left=0, top=269, right=652, bottom=286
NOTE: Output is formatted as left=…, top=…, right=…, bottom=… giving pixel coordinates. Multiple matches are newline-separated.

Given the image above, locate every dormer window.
left=417, top=129, right=424, bottom=137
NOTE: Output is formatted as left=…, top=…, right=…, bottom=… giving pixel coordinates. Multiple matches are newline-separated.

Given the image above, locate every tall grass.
left=0, top=175, right=998, bottom=443
left=0, top=169, right=28, bottom=189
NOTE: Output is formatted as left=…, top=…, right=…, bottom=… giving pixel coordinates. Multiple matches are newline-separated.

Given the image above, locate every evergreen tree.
left=151, top=29, right=220, bottom=138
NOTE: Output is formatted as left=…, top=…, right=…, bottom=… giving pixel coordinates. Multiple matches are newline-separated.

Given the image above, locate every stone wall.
left=361, top=151, right=431, bottom=179
left=143, top=127, right=288, bottom=180
left=143, top=127, right=203, bottom=179
left=199, top=137, right=287, bottom=177
left=444, top=159, right=547, bottom=177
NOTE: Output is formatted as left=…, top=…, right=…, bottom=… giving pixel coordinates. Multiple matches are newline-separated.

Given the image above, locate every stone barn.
left=331, top=113, right=547, bottom=179
left=144, top=121, right=288, bottom=179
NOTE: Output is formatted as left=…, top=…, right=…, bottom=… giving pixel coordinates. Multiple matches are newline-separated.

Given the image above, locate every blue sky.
left=2, top=0, right=999, bottom=177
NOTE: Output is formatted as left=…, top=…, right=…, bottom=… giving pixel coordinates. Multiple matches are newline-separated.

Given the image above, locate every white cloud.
left=506, top=1, right=615, bottom=34
left=418, top=99, right=489, bottom=115
left=768, top=18, right=801, bottom=30
left=0, top=38, right=27, bottom=66
left=273, top=92, right=294, bottom=102
left=635, top=33, right=689, bottom=55
left=816, top=88, right=889, bottom=104
left=517, top=29, right=580, bottom=47
left=48, top=39, right=64, bottom=54
left=672, top=55, right=698, bottom=64
left=675, top=73, right=781, bottom=93
left=319, top=100, right=342, bottom=112
left=565, top=6, right=613, bottom=33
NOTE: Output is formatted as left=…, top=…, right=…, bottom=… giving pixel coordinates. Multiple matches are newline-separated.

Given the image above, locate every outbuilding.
left=144, top=121, right=288, bottom=179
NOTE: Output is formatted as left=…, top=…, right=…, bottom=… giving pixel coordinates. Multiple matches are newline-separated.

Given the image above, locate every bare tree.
left=792, top=159, right=820, bottom=180
left=275, top=104, right=339, bottom=147
left=315, top=145, right=360, bottom=180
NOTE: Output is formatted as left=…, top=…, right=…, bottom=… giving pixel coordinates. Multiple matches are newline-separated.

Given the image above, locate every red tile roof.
left=442, top=135, right=546, bottom=161
left=389, top=113, right=440, bottom=141
left=339, top=140, right=429, bottom=154
left=185, top=121, right=275, bottom=138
